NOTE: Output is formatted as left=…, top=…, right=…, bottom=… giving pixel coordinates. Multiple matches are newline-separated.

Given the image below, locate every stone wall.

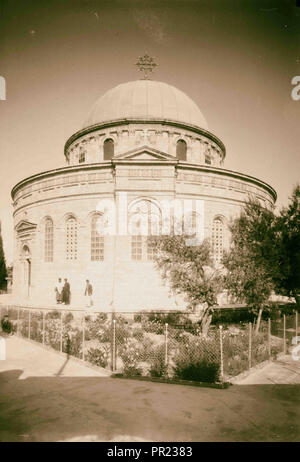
left=11, top=155, right=276, bottom=311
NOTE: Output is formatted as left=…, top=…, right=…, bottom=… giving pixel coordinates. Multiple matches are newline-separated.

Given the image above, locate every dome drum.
left=65, top=121, right=225, bottom=167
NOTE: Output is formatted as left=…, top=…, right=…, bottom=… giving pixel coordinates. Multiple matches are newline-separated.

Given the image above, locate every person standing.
left=62, top=278, right=71, bottom=305
left=55, top=278, right=63, bottom=304
left=84, top=279, right=93, bottom=308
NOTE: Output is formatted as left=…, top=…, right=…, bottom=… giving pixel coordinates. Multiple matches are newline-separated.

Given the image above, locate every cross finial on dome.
left=135, top=54, right=158, bottom=79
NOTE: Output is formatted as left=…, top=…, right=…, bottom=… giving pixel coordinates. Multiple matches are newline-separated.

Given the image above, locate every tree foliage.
left=274, top=185, right=300, bottom=309
left=0, top=222, right=7, bottom=290
left=222, top=199, right=277, bottom=331
left=149, top=234, right=223, bottom=334
left=223, top=186, right=300, bottom=326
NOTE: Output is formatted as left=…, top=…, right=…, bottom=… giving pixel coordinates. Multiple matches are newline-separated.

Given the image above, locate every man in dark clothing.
left=62, top=278, right=71, bottom=305
left=84, top=279, right=93, bottom=307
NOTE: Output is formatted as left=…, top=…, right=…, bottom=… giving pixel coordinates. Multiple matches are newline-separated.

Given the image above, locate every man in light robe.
left=84, top=279, right=93, bottom=308
left=55, top=278, right=63, bottom=304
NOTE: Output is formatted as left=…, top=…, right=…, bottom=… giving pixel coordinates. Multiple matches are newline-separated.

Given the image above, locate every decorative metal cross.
left=135, top=54, right=158, bottom=79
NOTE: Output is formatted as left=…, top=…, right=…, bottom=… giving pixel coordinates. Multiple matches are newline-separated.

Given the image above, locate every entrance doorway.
left=22, top=245, right=31, bottom=297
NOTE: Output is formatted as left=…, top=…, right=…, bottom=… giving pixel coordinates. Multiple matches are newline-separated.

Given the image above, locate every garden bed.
left=112, top=373, right=230, bottom=389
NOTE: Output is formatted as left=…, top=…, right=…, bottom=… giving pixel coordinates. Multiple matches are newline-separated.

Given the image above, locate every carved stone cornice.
left=64, top=118, right=226, bottom=160
left=177, top=163, right=277, bottom=202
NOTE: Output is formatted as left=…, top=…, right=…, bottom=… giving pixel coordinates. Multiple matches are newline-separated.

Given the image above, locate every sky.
left=0, top=0, right=299, bottom=265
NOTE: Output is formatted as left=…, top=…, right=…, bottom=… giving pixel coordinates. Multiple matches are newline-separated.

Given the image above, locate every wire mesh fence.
left=1, top=305, right=299, bottom=383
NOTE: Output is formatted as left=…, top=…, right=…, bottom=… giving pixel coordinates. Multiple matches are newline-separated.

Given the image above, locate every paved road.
left=0, top=336, right=299, bottom=442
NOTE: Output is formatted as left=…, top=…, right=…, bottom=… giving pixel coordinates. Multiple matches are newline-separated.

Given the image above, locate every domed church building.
left=11, top=62, right=276, bottom=310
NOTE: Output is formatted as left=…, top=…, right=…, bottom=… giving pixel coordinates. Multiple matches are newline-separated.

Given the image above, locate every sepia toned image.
left=0, top=0, right=299, bottom=446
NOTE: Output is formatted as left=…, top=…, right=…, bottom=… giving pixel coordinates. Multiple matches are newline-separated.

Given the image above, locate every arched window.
left=66, top=216, right=77, bottom=260
left=128, top=200, right=161, bottom=261
left=211, top=217, right=224, bottom=264
left=184, top=211, right=197, bottom=237
left=205, top=150, right=212, bottom=165
left=79, top=147, right=86, bottom=164
left=22, top=245, right=30, bottom=258
left=176, top=139, right=187, bottom=161
left=91, top=214, right=104, bottom=261
left=103, top=138, right=114, bottom=160
left=44, top=218, right=53, bottom=262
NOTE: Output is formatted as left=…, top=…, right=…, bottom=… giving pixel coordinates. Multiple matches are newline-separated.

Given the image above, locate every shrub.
left=63, top=327, right=82, bottom=358
left=142, top=319, right=164, bottom=334
left=44, top=318, right=61, bottom=350
left=1, top=316, right=13, bottom=334
left=47, top=310, right=60, bottom=320
left=20, top=319, right=29, bottom=337
left=5, top=309, right=18, bottom=321
left=63, top=312, right=74, bottom=323
left=131, top=326, right=145, bottom=340
left=122, top=365, right=142, bottom=377
left=172, top=334, right=220, bottom=382
left=139, top=336, right=155, bottom=362
left=85, top=314, right=110, bottom=341
left=222, top=330, right=249, bottom=376
left=174, top=359, right=220, bottom=383
left=118, top=337, right=143, bottom=376
left=212, top=308, right=256, bottom=325
left=86, top=346, right=109, bottom=368
left=149, top=344, right=167, bottom=378
left=30, top=318, right=43, bottom=342
left=115, top=315, right=132, bottom=345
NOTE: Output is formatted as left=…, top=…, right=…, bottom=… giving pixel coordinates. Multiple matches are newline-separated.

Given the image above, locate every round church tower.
left=11, top=79, right=276, bottom=310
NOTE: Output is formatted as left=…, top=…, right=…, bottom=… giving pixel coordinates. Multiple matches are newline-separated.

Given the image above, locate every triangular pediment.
left=15, top=220, right=37, bottom=232
left=113, top=145, right=177, bottom=162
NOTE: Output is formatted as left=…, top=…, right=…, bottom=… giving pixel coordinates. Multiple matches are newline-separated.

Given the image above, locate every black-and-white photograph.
left=0, top=0, right=299, bottom=445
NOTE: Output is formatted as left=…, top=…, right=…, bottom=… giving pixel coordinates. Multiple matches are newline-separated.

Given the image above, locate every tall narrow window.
left=176, top=139, right=187, bottom=161
left=66, top=216, right=77, bottom=260
left=132, top=235, right=143, bottom=261
left=91, top=214, right=104, bottom=261
left=147, top=209, right=160, bottom=260
left=45, top=218, right=53, bottom=262
left=79, top=148, right=86, bottom=164
left=184, top=211, right=197, bottom=237
left=103, top=138, right=114, bottom=160
left=211, top=217, right=224, bottom=264
left=205, top=150, right=212, bottom=165
left=129, top=200, right=161, bottom=261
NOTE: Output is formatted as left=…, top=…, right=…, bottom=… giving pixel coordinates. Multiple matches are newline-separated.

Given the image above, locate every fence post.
left=248, top=322, right=252, bottom=369
left=296, top=311, right=298, bottom=341
left=17, top=307, right=20, bottom=336
left=42, top=310, right=45, bottom=346
left=283, top=314, right=286, bottom=354
left=268, top=318, right=271, bottom=359
left=60, top=311, right=63, bottom=353
left=219, top=325, right=224, bottom=383
left=28, top=309, right=31, bottom=340
left=112, top=319, right=116, bottom=372
left=82, top=313, right=85, bottom=362
left=164, top=323, right=168, bottom=369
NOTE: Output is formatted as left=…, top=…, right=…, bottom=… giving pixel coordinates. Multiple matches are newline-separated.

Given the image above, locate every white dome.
left=83, top=80, right=208, bottom=130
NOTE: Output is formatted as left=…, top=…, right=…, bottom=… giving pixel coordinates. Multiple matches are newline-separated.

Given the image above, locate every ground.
left=0, top=336, right=299, bottom=442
